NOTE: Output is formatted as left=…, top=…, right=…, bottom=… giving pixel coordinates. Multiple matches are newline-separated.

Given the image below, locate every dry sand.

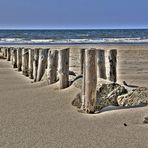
left=0, top=45, right=148, bottom=148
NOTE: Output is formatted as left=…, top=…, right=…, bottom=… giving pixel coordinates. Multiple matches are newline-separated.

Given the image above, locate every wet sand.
left=0, top=45, right=148, bottom=148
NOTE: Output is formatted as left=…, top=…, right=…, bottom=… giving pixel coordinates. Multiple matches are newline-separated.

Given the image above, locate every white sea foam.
left=0, top=38, right=24, bottom=42
left=0, top=38, right=54, bottom=44
left=30, top=39, right=53, bottom=43
left=103, top=38, right=148, bottom=43
left=1, top=37, right=148, bottom=44
left=54, top=38, right=148, bottom=44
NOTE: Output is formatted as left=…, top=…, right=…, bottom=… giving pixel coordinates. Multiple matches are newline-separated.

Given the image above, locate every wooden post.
left=33, top=49, right=39, bottom=82
left=4, top=48, right=7, bottom=58
left=107, top=49, right=117, bottom=82
left=83, top=49, right=97, bottom=113
left=22, top=48, right=29, bottom=76
left=10, top=48, right=13, bottom=64
left=17, top=48, right=22, bottom=71
left=1, top=48, right=4, bottom=57
left=36, top=49, right=48, bottom=81
left=81, top=49, right=86, bottom=110
left=80, top=49, right=85, bottom=74
left=1, top=48, right=5, bottom=57
left=28, top=49, right=34, bottom=79
left=7, top=48, right=11, bottom=61
left=97, top=49, right=106, bottom=79
left=47, top=50, right=58, bottom=84
left=12, top=48, right=17, bottom=68
left=1, top=48, right=4, bottom=56
left=58, top=48, right=69, bottom=89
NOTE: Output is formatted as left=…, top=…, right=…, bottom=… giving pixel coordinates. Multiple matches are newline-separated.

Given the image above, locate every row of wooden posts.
left=1, top=47, right=117, bottom=113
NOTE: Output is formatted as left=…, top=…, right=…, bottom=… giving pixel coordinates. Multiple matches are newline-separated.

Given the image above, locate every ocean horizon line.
left=0, top=28, right=148, bottom=31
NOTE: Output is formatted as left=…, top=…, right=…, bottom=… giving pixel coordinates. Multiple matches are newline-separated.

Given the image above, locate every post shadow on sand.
left=96, top=103, right=147, bottom=114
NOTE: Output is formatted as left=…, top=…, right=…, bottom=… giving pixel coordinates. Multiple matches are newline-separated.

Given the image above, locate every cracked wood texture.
left=33, top=48, right=39, bottom=82
left=36, top=49, right=48, bottom=82
left=97, top=49, right=106, bottom=79
left=22, top=48, right=29, bottom=76
left=12, top=48, right=17, bottom=68
left=58, top=48, right=69, bottom=89
left=47, top=50, right=58, bottom=84
left=84, top=49, right=97, bottom=113
left=107, top=49, right=117, bottom=82
left=28, top=49, right=34, bottom=79
left=7, top=48, right=11, bottom=61
left=80, top=49, right=85, bottom=74
left=17, top=48, right=22, bottom=71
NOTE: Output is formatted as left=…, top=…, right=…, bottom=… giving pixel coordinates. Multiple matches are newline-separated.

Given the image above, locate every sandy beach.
left=0, top=44, right=148, bottom=148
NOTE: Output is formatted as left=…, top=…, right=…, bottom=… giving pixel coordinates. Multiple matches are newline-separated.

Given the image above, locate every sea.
left=0, top=29, right=148, bottom=45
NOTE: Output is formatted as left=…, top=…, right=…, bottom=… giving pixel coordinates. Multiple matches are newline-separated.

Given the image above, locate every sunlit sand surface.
left=0, top=45, right=148, bottom=148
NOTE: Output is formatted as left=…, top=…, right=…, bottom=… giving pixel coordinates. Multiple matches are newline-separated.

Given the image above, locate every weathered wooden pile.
left=0, top=47, right=117, bottom=113
left=80, top=49, right=117, bottom=113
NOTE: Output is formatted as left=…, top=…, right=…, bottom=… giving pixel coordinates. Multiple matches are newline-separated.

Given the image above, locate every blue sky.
left=0, top=0, right=148, bottom=29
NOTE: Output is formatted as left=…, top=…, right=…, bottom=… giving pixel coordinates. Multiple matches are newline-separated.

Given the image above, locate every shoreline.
left=1, top=43, right=148, bottom=52
left=1, top=43, right=148, bottom=47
